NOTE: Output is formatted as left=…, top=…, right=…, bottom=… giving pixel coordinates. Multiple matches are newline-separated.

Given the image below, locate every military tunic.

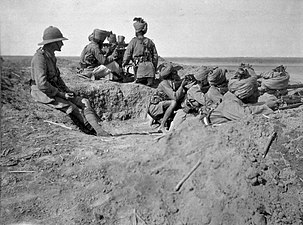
left=31, top=48, right=84, bottom=114
left=123, top=37, right=158, bottom=79
left=209, top=92, right=273, bottom=124
left=148, top=79, right=184, bottom=119
left=80, top=42, right=113, bottom=68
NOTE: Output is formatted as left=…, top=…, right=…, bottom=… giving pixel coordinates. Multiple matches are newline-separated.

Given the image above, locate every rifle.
left=278, top=95, right=303, bottom=110
left=287, top=83, right=303, bottom=89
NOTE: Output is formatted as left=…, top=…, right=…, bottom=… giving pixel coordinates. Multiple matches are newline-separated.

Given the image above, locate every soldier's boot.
left=83, top=107, right=111, bottom=137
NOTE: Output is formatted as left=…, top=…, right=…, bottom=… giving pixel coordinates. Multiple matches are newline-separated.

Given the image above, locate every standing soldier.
left=31, top=26, right=111, bottom=136
left=122, top=17, right=158, bottom=86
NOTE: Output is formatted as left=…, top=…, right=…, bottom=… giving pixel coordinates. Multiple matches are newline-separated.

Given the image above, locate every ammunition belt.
left=134, top=56, right=151, bottom=64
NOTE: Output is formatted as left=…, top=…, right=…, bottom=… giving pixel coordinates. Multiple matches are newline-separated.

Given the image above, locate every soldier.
left=30, top=26, right=110, bottom=136
left=79, top=29, right=121, bottom=80
left=122, top=17, right=158, bottom=86
left=102, top=33, right=128, bottom=81
left=205, top=67, right=228, bottom=107
left=148, top=63, right=187, bottom=133
left=206, top=76, right=275, bottom=125
left=169, top=67, right=213, bottom=131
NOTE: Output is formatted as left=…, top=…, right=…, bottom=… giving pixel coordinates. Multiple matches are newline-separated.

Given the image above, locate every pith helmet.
left=38, top=26, right=68, bottom=45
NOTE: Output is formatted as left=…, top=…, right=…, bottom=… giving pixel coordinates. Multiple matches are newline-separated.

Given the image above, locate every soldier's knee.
left=81, top=98, right=91, bottom=108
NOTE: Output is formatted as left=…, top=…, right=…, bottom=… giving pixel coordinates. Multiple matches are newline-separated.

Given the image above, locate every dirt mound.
left=1, top=56, right=303, bottom=225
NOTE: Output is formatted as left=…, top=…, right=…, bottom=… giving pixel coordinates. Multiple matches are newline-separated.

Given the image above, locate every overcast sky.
left=1, top=0, right=302, bottom=57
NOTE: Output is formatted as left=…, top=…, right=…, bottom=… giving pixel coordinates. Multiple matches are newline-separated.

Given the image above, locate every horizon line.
left=2, top=55, right=303, bottom=59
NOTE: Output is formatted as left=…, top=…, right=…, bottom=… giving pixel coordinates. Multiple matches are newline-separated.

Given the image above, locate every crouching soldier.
left=169, top=66, right=213, bottom=131
left=148, top=63, right=186, bottom=133
left=31, top=26, right=111, bottom=136
left=79, top=29, right=121, bottom=80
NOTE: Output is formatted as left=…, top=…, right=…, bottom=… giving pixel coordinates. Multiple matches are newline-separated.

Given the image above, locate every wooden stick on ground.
left=263, top=132, right=277, bottom=158
left=8, top=170, right=35, bottom=173
left=11, top=72, right=21, bottom=77
left=44, top=120, right=73, bottom=130
left=175, top=160, right=202, bottom=192
left=134, top=209, right=147, bottom=225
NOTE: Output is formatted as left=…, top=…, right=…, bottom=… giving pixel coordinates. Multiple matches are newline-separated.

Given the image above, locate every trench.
left=72, top=81, right=155, bottom=121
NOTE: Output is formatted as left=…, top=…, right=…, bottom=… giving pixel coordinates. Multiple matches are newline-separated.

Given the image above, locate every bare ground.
left=1, top=56, right=303, bottom=225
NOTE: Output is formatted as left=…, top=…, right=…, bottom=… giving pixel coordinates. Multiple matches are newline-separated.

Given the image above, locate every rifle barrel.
left=287, top=84, right=303, bottom=89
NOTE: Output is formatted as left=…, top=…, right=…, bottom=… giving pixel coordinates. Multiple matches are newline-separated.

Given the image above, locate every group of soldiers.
left=150, top=62, right=303, bottom=133
left=30, top=18, right=302, bottom=136
left=78, top=17, right=158, bottom=86
left=30, top=17, right=159, bottom=136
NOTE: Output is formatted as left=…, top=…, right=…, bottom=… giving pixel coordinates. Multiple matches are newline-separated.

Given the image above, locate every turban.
left=160, top=63, right=173, bottom=79
left=207, top=68, right=227, bottom=86
left=260, top=66, right=290, bottom=90
left=194, top=66, right=213, bottom=82
left=228, top=76, right=258, bottom=100
left=92, top=29, right=111, bottom=42
left=133, top=17, right=148, bottom=33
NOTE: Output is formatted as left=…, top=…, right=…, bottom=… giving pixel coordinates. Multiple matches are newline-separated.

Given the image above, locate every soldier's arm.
left=151, top=40, right=158, bottom=69
left=122, top=40, right=134, bottom=66
left=159, top=80, right=185, bottom=101
left=93, top=46, right=114, bottom=65
left=188, top=85, right=206, bottom=105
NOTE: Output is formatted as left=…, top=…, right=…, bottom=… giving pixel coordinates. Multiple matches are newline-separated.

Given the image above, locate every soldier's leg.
left=158, top=100, right=177, bottom=133
left=169, top=109, right=187, bottom=132
left=80, top=98, right=111, bottom=137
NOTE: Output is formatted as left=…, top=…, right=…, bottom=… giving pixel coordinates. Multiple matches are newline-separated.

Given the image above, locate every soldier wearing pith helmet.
left=30, top=26, right=111, bottom=136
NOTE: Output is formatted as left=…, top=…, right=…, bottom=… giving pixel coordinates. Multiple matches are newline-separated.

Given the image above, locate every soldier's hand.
left=181, top=79, right=188, bottom=88
left=65, top=92, right=75, bottom=99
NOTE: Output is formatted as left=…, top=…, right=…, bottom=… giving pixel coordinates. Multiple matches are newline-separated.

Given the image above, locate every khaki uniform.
left=209, top=92, right=273, bottom=124
left=79, top=42, right=120, bottom=79
left=31, top=48, right=85, bottom=114
left=170, top=84, right=207, bottom=131
left=123, top=37, right=158, bottom=79
left=148, top=79, right=184, bottom=120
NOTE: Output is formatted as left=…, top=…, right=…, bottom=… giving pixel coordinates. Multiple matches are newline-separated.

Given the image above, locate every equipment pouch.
left=136, top=61, right=155, bottom=78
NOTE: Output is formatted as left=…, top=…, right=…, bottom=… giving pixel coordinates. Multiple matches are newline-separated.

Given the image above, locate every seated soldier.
left=104, top=35, right=127, bottom=67
left=206, top=76, right=276, bottom=125
left=31, top=26, right=111, bottom=136
left=79, top=29, right=121, bottom=80
left=169, top=67, right=213, bottom=131
left=148, top=63, right=187, bottom=133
